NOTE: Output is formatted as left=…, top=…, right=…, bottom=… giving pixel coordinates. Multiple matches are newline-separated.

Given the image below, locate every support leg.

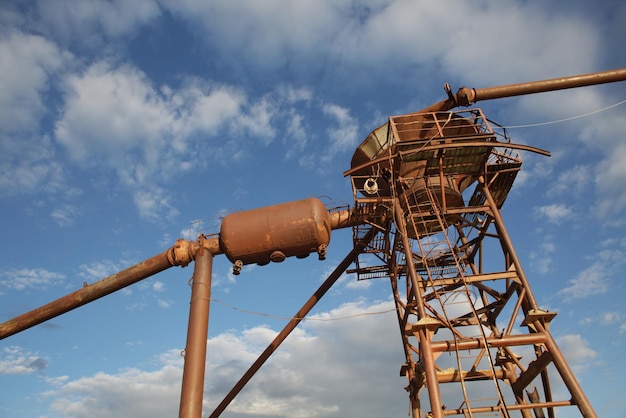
left=179, top=247, right=213, bottom=418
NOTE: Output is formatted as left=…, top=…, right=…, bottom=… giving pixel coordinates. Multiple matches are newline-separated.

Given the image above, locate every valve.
left=318, top=244, right=328, bottom=260
left=232, top=260, right=243, bottom=275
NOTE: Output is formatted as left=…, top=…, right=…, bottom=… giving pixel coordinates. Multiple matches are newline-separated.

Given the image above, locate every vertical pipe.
left=208, top=228, right=376, bottom=417
left=393, top=199, right=444, bottom=418
left=438, top=154, right=447, bottom=211
left=389, top=270, right=421, bottom=418
left=179, top=247, right=213, bottom=418
left=479, top=177, right=539, bottom=310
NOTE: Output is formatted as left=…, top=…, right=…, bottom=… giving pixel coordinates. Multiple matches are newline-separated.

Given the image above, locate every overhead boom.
left=421, top=67, right=626, bottom=113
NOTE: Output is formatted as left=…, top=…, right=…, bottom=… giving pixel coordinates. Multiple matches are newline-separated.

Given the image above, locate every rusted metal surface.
left=0, top=204, right=355, bottom=343
left=417, top=67, right=626, bottom=113
left=350, top=68, right=626, bottom=187
left=350, top=108, right=527, bottom=241
left=457, top=67, right=626, bottom=106
left=179, top=247, right=213, bottom=418
left=0, top=249, right=178, bottom=340
left=219, top=197, right=331, bottom=268
left=348, top=167, right=600, bottom=416
left=341, top=70, right=626, bottom=417
left=3, top=68, right=626, bottom=418
left=393, top=197, right=444, bottom=418
left=348, top=156, right=600, bottom=417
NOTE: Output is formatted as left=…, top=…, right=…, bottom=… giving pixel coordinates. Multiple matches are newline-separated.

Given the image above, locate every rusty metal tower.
left=347, top=108, right=583, bottom=417
left=2, top=68, right=626, bottom=418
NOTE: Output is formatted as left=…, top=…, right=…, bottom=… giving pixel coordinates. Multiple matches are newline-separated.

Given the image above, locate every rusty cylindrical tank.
left=219, top=198, right=331, bottom=273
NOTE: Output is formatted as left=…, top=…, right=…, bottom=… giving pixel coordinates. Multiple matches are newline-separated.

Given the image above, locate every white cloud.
left=529, top=236, right=556, bottom=274
left=558, top=249, right=625, bottom=301
left=50, top=204, right=79, bottom=227
left=0, top=135, right=67, bottom=196
left=0, top=267, right=65, bottom=291
left=233, top=96, right=277, bottom=144
left=559, top=264, right=607, bottom=301
left=170, top=80, right=245, bottom=138
left=55, top=62, right=172, bottom=164
left=580, top=311, right=622, bottom=327
left=156, top=298, right=172, bottom=309
left=593, top=143, right=626, bottom=216
left=321, top=103, right=359, bottom=165
left=54, top=61, right=337, bottom=220
left=162, top=0, right=341, bottom=71
left=0, top=346, right=48, bottom=374
left=133, top=186, right=180, bottom=222
left=547, top=164, right=592, bottom=196
left=284, top=111, right=308, bottom=159
left=442, top=3, right=599, bottom=85
left=160, top=0, right=604, bottom=89
left=533, top=203, right=573, bottom=224
left=277, top=85, right=313, bottom=105
left=47, top=354, right=183, bottom=417
left=41, top=300, right=407, bottom=417
left=78, top=260, right=126, bottom=283
left=344, top=277, right=374, bottom=290
left=0, top=31, right=70, bottom=196
left=35, top=0, right=161, bottom=47
left=0, top=31, right=67, bottom=134
left=540, top=90, right=626, bottom=218
left=555, top=334, right=597, bottom=374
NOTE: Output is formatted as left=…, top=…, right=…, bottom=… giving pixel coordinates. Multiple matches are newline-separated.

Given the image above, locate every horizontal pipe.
left=329, top=208, right=360, bottom=230
left=469, top=67, right=626, bottom=103
left=430, top=333, right=547, bottom=352
left=413, top=68, right=626, bottom=114
left=442, top=400, right=574, bottom=416
left=0, top=204, right=360, bottom=342
left=436, top=368, right=508, bottom=383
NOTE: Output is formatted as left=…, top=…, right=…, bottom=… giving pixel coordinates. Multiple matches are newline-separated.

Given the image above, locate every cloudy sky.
left=1, top=1, right=625, bottom=417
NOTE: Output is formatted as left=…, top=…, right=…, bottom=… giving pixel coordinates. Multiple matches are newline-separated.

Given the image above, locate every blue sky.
left=1, top=1, right=625, bottom=417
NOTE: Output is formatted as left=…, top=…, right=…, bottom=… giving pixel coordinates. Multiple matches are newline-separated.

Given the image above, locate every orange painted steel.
left=219, top=197, right=331, bottom=266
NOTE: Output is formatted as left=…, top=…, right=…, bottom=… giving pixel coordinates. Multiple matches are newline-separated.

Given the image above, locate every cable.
left=209, top=296, right=396, bottom=322
left=501, top=99, right=626, bottom=129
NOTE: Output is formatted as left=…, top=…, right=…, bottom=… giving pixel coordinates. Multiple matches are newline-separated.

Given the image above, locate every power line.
left=502, top=99, right=626, bottom=129
left=209, top=296, right=395, bottom=322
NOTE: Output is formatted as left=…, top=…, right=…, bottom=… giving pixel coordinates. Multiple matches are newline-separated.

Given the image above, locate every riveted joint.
left=455, top=86, right=476, bottom=107
left=168, top=238, right=194, bottom=267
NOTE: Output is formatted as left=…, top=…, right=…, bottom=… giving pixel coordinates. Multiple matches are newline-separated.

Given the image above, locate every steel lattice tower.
left=347, top=109, right=595, bottom=417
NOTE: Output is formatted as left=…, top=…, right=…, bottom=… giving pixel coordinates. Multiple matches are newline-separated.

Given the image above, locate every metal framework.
left=348, top=109, right=593, bottom=417
left=2, top=68, right=626, bottom=418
